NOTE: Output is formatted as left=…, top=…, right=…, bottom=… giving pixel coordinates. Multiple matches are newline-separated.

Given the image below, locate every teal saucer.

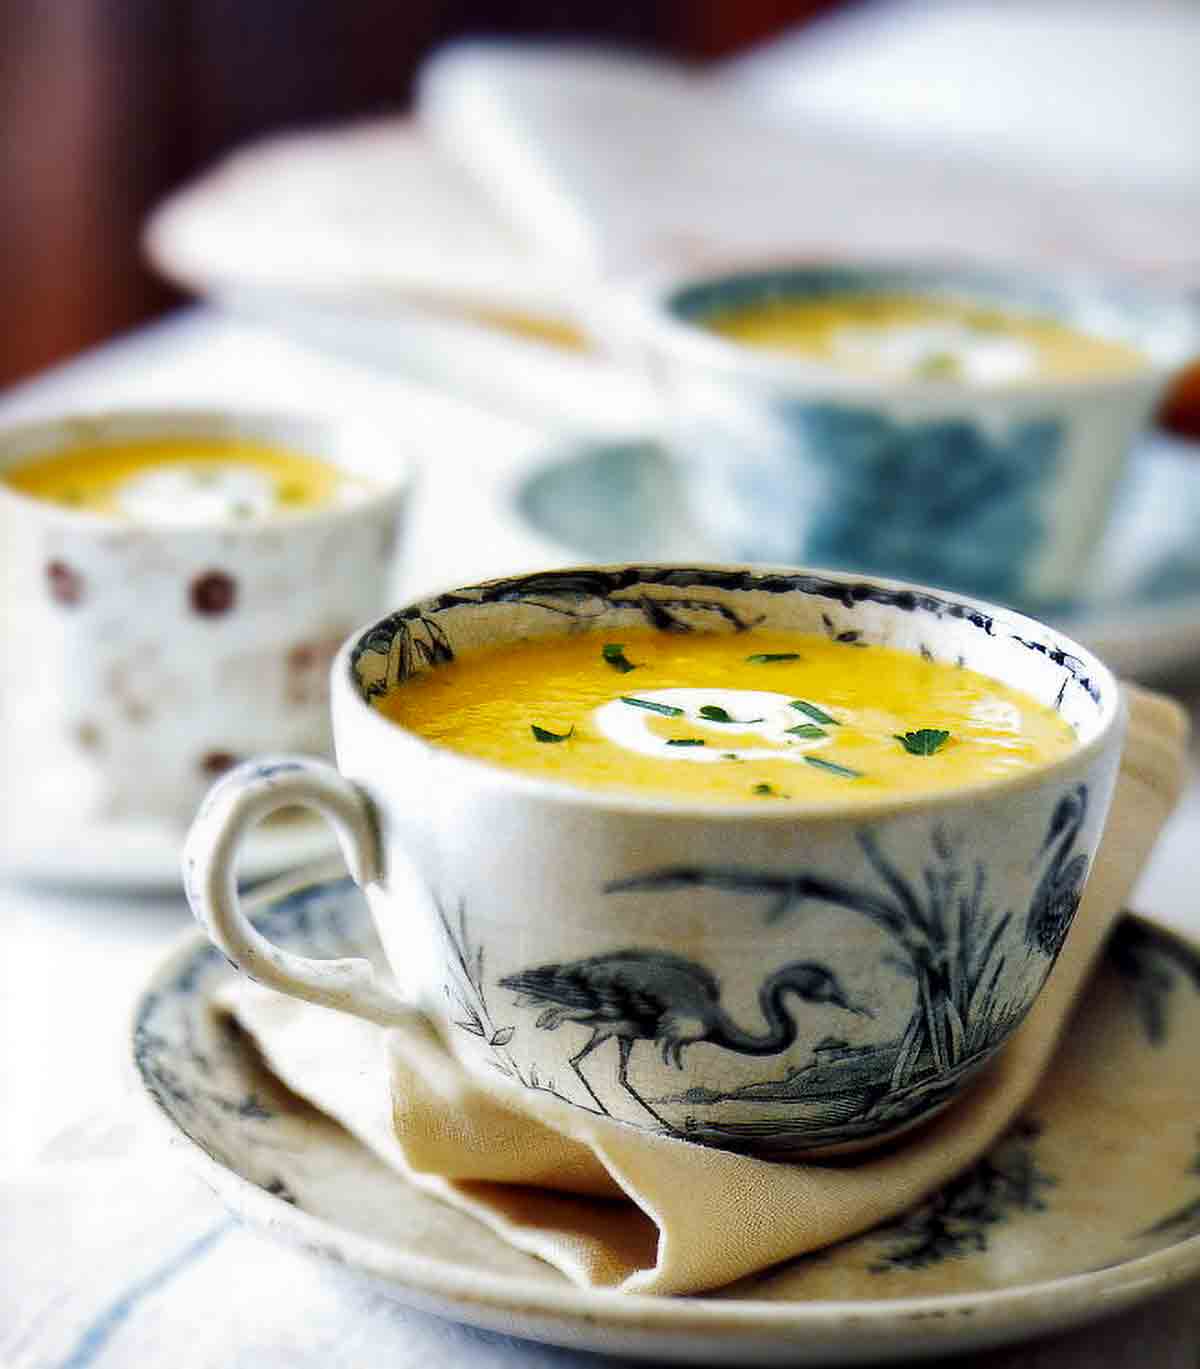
left=513, top=434, right=1200, bottom=682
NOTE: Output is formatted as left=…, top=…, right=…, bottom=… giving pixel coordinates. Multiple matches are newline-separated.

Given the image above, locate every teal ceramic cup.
left=614, top=263, right=1197, bottom=608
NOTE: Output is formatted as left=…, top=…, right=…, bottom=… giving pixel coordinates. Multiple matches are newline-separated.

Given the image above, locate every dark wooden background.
left=0, top=0, right=840, bottom=389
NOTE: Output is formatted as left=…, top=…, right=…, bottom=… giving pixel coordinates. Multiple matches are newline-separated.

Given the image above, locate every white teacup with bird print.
left=184, top=563, right=1125, bottom=1157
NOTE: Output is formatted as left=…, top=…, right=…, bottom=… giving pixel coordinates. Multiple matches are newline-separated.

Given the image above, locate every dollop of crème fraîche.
left=376, top=629, right=1078, bottom=804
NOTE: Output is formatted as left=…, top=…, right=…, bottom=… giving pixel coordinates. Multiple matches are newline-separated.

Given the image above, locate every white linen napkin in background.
left=418, top=41, right=1083, bottom=279
left=143, top=116, right=582, bottom=324
left=150, top=2, right=1200, bottom=353
left=418, top=11, right=1200, bottom=286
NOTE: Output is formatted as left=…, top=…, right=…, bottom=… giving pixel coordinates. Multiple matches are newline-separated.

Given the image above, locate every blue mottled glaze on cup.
left=625, top=263, right=1197, bottom=607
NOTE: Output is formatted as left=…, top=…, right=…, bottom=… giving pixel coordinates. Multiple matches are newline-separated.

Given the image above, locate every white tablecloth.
left=2, top=311, right=1199, bottom=1366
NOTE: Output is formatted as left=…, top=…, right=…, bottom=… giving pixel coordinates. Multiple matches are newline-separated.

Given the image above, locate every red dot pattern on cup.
left=191, top=570, right=236, bottom=616
left=46, top=560, right=84, bottom=606
left=200, top=750, right=238, bottom=777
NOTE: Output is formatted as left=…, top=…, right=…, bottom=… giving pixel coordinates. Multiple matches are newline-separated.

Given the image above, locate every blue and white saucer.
left=132, top=868, right=1200, bottom=1365
left=511, top=434, right=1200, bottom=683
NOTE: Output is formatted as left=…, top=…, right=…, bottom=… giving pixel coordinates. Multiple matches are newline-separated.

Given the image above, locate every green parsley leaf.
left=915, top=352, right=961, bottom=380
left=803, top=756, right=862, bottom=779
left=894, top=728, right=951, bottom=756
left=699, top=704, right=764, bottom=724
left=601, top=643, right=636, bottom=674
left=789, top=700, right=838, bottom=725
left=620, top=696, right=684, bottom=717
left=746, top=652, right=801, bottom=664
left=666, top=738, right=705, bottom=747
left=785, top=723, right=827, bottom=740
left=531, top=723, right=574, bottom=744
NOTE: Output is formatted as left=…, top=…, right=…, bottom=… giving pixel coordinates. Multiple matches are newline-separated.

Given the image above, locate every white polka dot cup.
left=0, top=408, right=410, bottom=830
left=184, top=564, right=1124, bottom=1157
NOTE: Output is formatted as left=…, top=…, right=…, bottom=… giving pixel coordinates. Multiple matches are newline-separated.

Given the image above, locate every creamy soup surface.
left=701, top=293, right=1146, bottom=384
left=377, top=629, right=1077, bottom=804
left=3, top=437, right=370, bottom=523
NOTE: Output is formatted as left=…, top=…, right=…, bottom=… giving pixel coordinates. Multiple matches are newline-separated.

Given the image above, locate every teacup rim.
left=609, top=256, right=1199, bottom=396
left=0, top=404, right=413, bottom=533
left=333, top=560, right=1126, bottom=825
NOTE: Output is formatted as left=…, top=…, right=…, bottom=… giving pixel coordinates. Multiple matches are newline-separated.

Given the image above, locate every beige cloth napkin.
left=221, top=684, right=1188, bottom=1296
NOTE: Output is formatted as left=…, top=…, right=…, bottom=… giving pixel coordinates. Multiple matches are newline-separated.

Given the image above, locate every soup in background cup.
left=0, top=408, right=411, bottom=831
left=607, top=262, right=1197, bottom=608
left=185, top=563, right=1124, bottom=1157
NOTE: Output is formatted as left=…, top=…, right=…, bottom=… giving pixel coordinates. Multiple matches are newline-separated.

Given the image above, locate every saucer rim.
left=129, top=865, right=1200, bottom=1364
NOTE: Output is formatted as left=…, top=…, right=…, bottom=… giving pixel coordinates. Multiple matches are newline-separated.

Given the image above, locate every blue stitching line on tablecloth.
left=57, top=1218, right=234, bottom=1368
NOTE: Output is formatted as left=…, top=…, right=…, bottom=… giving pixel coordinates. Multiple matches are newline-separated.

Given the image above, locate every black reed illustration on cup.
left=438, top=897, right=585, bottom=1109
left=608, top=790, right=1089, bottom=1109
left=491, top=792, right=1088, bottom=1146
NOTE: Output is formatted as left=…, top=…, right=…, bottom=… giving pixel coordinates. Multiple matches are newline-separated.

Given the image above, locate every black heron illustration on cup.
left=499, top=951, right=870, bottom=1124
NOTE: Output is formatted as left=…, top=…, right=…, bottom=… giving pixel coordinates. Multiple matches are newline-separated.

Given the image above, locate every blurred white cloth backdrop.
left=725, top=0, right=1200, bottom=193
left=419, top=5, right=1200, bottom=285
left=148, top=0, right=1200, bottom=387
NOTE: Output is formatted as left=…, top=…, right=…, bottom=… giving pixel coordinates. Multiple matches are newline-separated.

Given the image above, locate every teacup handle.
left=183, top=756, right=413, bottom=1025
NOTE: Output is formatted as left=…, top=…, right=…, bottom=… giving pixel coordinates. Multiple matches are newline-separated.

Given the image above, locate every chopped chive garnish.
left=601, top=643, right=637, bottom=674
left=785, top=723, right=827, bottom=740
left=699, top=704, right=763, bottom=724
left=721, top=752, right=740, bottom=761
left=746, top=652, right=801, bottom=664
left=620, top=696, right=684, bottom=717
left=804, top=756, right=861, bottom=779
left=752, top=783, right=776, bottom=796
left=666, top=738, right=705, bottom=747
left=790, top=700, right=838, bottom=725
left=531, top=723, right=574, bottom=743
left=895, top=728, right=951, bottom=756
